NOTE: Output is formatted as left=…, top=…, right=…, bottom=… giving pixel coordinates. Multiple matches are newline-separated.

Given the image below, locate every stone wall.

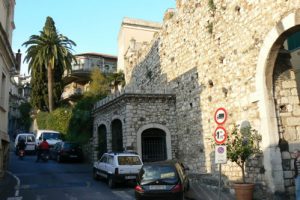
left=273, top=50, right=300, bottom=196
left=93, top=91, right=177, bottom=159
left=123, top=0, right=300, bottom=195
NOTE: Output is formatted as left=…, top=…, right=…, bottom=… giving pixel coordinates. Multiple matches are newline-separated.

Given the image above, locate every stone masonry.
left=93, top=0, right=300, bottom=198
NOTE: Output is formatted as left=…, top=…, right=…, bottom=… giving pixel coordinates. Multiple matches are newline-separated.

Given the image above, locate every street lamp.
left=24, top=83, right=31, bottom=99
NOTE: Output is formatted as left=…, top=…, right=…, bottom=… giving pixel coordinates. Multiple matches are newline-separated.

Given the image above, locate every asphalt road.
left=7, top=151, right=135, bottom=200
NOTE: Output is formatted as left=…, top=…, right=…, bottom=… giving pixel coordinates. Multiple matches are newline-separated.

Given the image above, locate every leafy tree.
left=88, top=68, right=110, bottom=97
left=23, top=16, right=76, bottom=112
left=18, top=102, right=32, bottom=131
left=30, top=64, right=48, bottom=111
left=226, top=125, right=261, bottom=183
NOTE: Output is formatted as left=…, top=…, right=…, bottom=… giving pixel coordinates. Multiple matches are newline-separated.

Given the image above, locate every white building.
left=0, top=0, right=17, bottom=178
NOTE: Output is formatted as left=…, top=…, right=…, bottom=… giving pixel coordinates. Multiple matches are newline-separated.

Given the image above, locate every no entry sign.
left=214, top=126, right=227, bottom=144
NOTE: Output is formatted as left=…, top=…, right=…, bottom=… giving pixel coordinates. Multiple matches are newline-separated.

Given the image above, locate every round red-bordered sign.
left=214, top=107, right=227, bottom=125
left=214, top=126, right=227, bottom=144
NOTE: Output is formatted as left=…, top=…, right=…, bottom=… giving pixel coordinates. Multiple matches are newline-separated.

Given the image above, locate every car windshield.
left=43, top=132, right=60, bottom=140
left=117, top=156, right=142, bottom=165
left=140, top=165, right=178, bottom=184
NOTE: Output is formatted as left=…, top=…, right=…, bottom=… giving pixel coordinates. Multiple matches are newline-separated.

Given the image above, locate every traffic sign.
left=215, top=145, right=227, bottom=164
left=214, top=126, right=227, bottom=144
left=214, top=107, right=227, bottom=125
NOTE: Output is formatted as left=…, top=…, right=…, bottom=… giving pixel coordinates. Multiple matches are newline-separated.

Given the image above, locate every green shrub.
left=36, top=107, right=72, bottom=136
left=36, top=111, right=48, bottom=129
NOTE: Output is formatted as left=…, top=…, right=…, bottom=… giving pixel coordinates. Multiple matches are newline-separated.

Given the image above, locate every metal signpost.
left=213, top=107, right=228, bottom=200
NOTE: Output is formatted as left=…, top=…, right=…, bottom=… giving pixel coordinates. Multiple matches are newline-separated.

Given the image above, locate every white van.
left=15, top=133, right=36, bottom=154
left=35, top=129, right=62, bottom=147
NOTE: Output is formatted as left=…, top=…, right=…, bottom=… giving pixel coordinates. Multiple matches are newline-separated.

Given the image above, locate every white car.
left=35, top=129, right=62, bottom=147
left=93, top=152, right=143, bottom=188
left=15, top=133, right=36, bottom=154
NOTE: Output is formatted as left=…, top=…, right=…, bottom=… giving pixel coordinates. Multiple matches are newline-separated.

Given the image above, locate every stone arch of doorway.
left=256, top=10, right=300, bottom=193
left=94, top=120, right=109, bottom=157
left=137, top=123, right=172, bottom=160
left=97, top=123, right=108, bottom=158
left=110, top=116, right=124, bottom=152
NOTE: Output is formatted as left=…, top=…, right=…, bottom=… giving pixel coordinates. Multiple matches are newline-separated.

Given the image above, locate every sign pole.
left=218, top=163, right=221, bottom=200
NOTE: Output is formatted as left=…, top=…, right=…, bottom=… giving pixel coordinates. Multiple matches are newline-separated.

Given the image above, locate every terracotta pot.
left=233, top=183, right=255, bottom=200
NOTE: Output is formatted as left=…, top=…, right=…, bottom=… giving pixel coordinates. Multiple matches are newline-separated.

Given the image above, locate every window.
left=117, top=156, right=142, bottom=165
left=287, top=32, right=300, bottom=51
left=100, top=155, right=107, bottom=163
left=0, top=73, right=6, bottom=106
left=27, top=136, right=35, bottom=142
left=107, top=155, right=114, bottom=165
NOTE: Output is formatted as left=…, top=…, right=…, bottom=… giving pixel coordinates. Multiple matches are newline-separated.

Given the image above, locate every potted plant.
left=226, top=124, right=262, bottom=200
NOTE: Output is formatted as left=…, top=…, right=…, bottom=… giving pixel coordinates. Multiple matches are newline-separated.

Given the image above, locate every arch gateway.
left=93, top=1, right=300, bottom=197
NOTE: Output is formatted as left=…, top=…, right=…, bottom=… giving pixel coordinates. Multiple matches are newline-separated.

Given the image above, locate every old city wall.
left=124, top=0, right=300, bottom=191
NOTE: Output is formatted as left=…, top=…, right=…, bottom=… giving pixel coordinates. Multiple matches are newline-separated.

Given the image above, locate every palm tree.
left=23, top=16, right=76, bottom=112
left=108, top=71, right=125, bottom=93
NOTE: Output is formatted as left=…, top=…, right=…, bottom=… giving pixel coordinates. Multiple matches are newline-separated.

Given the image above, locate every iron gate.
left=142, top=128, right=166, bottom=162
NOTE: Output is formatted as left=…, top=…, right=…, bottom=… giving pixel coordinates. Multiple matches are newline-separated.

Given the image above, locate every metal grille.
left=142, top=129, right=166, bottom=162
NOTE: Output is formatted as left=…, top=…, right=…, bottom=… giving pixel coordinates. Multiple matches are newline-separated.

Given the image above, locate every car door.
left=106, top=155, right=115, bottom=175
left=97, top=155, right=108, bottom=178
left=25, top=135, right=36, bottom=151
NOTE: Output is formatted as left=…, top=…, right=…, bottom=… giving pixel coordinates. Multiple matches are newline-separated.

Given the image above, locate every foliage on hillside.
left=35, top=69, right=119, bottom=144
left=36, top=107, right=72, bottom=136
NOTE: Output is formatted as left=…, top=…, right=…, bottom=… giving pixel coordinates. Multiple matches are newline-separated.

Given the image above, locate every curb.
left=0, top=171, right=19, bottom=200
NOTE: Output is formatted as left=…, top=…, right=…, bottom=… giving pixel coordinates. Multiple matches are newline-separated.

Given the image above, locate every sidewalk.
left=186, top=181, right=235, bottom=200
left=0, top=171, right=18, bottom=200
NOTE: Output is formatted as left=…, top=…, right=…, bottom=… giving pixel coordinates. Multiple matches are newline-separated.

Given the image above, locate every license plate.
left=125, top=175, right=136, bottom=179
left=70, top=155, right=78, bottom=158
left=26, top=145, right=35, bottom=150
left=149, top=185, right=166, bottom=190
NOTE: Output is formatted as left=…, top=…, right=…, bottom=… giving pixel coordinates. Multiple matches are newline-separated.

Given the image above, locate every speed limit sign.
left=214, top=126, right=227, bottom=144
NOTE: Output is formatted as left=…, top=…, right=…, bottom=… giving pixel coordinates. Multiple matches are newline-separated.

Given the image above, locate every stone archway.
left=111, top=119, right=123, bottom=152
left=97, top=124, right=107, bottom=158
left=137, top=123, right=172, bottom=161
left=256, top=11, right=300, bottom=194
left=141, top=128, right=167, bottom=162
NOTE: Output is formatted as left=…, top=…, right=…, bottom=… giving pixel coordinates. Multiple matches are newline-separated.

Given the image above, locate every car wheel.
left=108, top=176, right=115, bottom=188
left=93, top=169, right=99, bottom=180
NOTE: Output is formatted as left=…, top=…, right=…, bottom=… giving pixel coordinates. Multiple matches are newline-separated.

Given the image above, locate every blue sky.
left=12, top=0, right=175, bottom=75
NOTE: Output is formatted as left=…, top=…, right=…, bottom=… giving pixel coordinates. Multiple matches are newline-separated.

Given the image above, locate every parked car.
left=14, top=133, right=36, bottom=154
left=35, top=129, right=62, bottom=148
left=135, top=160, right=190, bottom=200
left=93, top=152, right=143, bottom=188
left=49, top=141, right=83, bottom=162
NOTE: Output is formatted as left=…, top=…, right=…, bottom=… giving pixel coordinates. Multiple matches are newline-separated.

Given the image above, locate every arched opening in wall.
left=271, top=28, right=300, bottom=194
left=111, top=119, right=123, bottom=152
left=98, top=124, right=107, bottom=158
left=141, top=128, right=167, bottom=162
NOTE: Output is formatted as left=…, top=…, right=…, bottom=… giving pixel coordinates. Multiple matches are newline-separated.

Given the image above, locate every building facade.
left=93, top=0, right=300, bottom=198
left=61, top=52, right=117, bottom=101
left=0, top=0, right=16, bottom=178
left=117, top=17, right=162, bottom=83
